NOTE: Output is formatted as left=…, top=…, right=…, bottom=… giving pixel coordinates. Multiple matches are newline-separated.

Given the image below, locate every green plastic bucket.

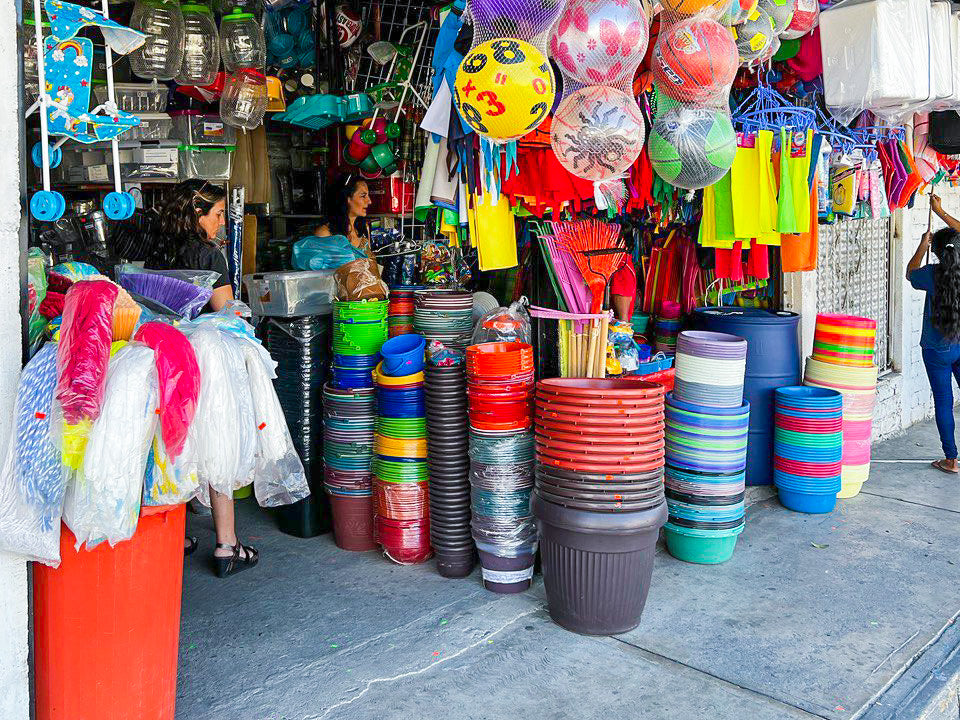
left=663, top=524, right=743, bottom=565
left=234, top=484, right=252, bottom=500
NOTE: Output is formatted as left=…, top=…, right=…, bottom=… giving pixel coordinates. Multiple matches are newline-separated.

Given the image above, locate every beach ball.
left=661, top=0, right=733, bottom=18
left=732, top=7, right=775, bottom=64
left=550, top=86, right=646, bottom=182
left=454, top=38, right=556, bottom=142
left=469, top=0, right=565, bottom=39
left=721, top=0, right=759, bottom=25
left=653, top=19, right=738, bottom=105
left=781, top=0, right=819, bottom=39
left=758, top=0, right=797, bottom=33
left=648, top=105, right=736, bottom=190
left=549, top=0, right=649, bottom=87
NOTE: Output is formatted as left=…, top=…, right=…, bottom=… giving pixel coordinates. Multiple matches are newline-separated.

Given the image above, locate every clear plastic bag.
left=116, top=265, right=217, bottom=319
left=0, top=345, right=65, bottom=566
left=28, top=248, right=48, bottom=355
left=292, top=234, right=367, bottom=271
left=63, top=345, right=158, bottom=549
left=470, top=299, right=532, bottom=345
left=235, top=336, right=310, bottom=507
left=334, top=258, right=389, bottom=301
left=144, top=432, right=200, bottom=506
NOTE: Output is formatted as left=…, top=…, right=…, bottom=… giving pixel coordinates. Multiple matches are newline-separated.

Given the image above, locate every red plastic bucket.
left=330, top=494, right=378, bottom=551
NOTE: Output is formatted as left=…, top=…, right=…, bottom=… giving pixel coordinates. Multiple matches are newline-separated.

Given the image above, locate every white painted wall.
left=0, top=4, right=30, bottom=720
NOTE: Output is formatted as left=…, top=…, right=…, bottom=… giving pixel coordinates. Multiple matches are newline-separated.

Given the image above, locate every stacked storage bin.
left=373, top=334, right=431, bottom=564
left=467, top=342, right=537, bottom=593
left=663, top=331, right=749, bottom=564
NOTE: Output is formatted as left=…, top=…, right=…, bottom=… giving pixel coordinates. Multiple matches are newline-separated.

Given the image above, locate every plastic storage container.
left=33, top=505, right=186, bottom=720
left=178, top=145, right=235, bottom=180
left=95, top=82, right=169, bottom=113
left=176, top=4, right=220, bottom=86
left=126, top=112, right=174, bottom=141
left=171, top=112, right=237, bottom=146
left=220, top=69, right=268, bottom=130
left=220, top=10, right=267, bottom=71
left=128, top=0, right=186, bottom=82
left=243, top=270, right=336, bottom=317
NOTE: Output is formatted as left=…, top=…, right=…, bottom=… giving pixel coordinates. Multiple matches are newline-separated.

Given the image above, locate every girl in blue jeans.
left=908, top=196, right=960, bottom=474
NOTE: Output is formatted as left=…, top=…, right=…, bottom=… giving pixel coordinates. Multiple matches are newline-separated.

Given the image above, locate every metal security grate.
left=816, top=218, right=892, bottom=370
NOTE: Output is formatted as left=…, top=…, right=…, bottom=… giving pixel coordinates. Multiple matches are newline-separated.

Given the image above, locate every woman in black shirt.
left=154, top=180, right=258, bottom=577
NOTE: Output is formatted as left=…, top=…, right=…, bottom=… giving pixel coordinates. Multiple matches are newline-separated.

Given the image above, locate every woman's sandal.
left=931, top=459, right=959, bottom=474
left=213, top=541, right=259, bottom=578
left=184, top=536, right=199, bottom=557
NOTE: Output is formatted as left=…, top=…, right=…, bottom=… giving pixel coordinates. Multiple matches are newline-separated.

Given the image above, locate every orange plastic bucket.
left=33, top=504, right=186, bottom=720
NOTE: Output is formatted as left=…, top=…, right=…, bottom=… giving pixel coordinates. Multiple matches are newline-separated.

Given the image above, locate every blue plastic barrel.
left=692, top=308, right=801, bottom=486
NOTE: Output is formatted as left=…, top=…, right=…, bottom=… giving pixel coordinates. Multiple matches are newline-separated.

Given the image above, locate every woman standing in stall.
left=152, top=179, right=259, bottom=577
left=907, top=195, right=960, bottom=475
left=314, top=174, right=374, bottom=256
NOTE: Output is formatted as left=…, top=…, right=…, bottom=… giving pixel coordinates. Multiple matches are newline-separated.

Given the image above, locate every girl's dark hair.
left=150, top=180, right=226, bottom=266
left=932, top=227, right=960, bottom=343
left=322, top=174, right=368, bottom=238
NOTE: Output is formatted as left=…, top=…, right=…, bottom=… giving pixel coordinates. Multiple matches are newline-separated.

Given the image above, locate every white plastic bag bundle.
left=0, top=345, right=65, bottom=566
left=145, top=431, right=200, bottom=506
left=189, top=324, right=257, bottom=502
left=235, top=336, right=309, bottom=507
left=63, top=344, right=158, bottom=549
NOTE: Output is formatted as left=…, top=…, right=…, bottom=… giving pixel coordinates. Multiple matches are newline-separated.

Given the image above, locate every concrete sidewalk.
left=177, top=419, right=960, bottom=720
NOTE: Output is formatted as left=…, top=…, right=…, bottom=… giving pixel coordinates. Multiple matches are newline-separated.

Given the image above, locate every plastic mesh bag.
left=236, top=337, right=310, bottom=507
left=63, top=344, right=158, bottom=549
left=0, top=345, right=65, bottom=566
left=470, top=299, right=532, bottom=345
left=648, top=103, right=737, bottom=191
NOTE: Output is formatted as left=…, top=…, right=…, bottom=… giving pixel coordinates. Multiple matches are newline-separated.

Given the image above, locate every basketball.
left=454, top=39, right=556, bottom=142
left=648, top=105, right=736, bottom=190
left=732, top=7, right=775, bottom=65
left=758, top=0, right=797, bottom=32
left=652, top=19, right=738, bottom=105
left=782, top=0, right=819, bottom=39
left=661, top=0, right=731, bottom=18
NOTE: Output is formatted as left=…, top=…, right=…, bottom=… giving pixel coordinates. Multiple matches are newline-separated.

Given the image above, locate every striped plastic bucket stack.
left=332, top=300, right=388, bottom=388
left=664, top=394, right=750, bottom=564
left=803, top=313, right=878, bottom=499
left=773, top=387, right=844, bottom=514
left=673, top=331, right=747, bottom=409
left=388, top=286, right=418, bottom=338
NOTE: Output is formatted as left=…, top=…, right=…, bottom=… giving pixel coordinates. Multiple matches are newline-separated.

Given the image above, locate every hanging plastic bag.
left=63, top=344, right=159, bottom=549
left=189, top=324, right=257, bottom=502
left=144, top=431, right=200, bottom=506
left=0, top=345, right=65, bottom=566
left=55, top=280, right=119, bottom=471
left=470, top=298, right=532, bottom=344
left=236, top=337, right=310, bottom=507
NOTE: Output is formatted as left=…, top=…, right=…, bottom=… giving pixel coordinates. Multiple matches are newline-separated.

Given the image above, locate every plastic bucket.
left=329, top=494, right=377, bottom=551
left=380, top=333, right=426, bottom=376
left=477, top=549, right=535, bottom=593
left=663, top=523, right=743, bottom=564
left=777, top=487, right=839, bottom=514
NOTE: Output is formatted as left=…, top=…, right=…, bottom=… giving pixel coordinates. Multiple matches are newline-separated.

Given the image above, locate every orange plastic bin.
left=33, top=504, right=186, bottom=720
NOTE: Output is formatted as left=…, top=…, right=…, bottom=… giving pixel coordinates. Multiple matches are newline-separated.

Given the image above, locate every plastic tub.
left=663, top=523, right=744, bottom=564
left=329, top=494, right=377, bottom=551
left=380, top=334, right=426, bottom=376
left=126, top=112, right=174, bottom=141
left=435, top=550, right=477, bottom=578
left=533, top=494, right=666, bottom=635
left=95, top=82, right=169, bottom=113
left=179, top=145, right=235, bottom=180
left=171, top=111, right=237, bottom=146
left=244, top=270, right=335, bottom=317
left=777, top=487, right=839, bottom=514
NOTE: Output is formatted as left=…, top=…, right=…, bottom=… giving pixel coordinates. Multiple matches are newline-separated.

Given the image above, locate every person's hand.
left=931, top=194, right=943, bottom=215
left=923, top=231, right=933, bottom=247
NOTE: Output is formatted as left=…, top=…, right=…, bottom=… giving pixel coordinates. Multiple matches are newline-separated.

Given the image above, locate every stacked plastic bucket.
left=332, top=300, right=388, bottom=389
left=414, top=289, right=474, bottom=352
left=664, top=331, right=749, bottom=564
left=373, top=334, right=431, bottom=564
left=425, top=359, right=475, bottom=578
left=467, top=342, right=537, bottom=593
left=533, top=379, right=668, bottom=635
left=773, top=387, right=844, bottom=513
left=804, top=313, right=878, bottom=498
left=322, top=384, right=377, bottom=551
left=388, top=286, right=418, bottom=338
left=655, top=301, right=682, bottom=356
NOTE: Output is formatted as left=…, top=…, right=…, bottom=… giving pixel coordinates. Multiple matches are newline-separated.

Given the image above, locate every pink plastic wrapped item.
left=134, top=322, right=201, bottom=462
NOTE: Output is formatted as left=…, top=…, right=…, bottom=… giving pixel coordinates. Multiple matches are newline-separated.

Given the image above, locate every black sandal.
left=214, top=541, right=259, bottom=578
left=184, top=536, right=199, bottom=557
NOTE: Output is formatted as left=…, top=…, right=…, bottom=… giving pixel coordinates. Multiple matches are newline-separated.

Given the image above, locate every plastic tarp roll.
left=63, top=345, right=158, bottom=549
left=0, top=345, right=64, bottom=566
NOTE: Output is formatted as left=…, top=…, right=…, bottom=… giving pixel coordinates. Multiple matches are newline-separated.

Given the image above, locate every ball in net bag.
left=732, top=7, right=775, bottom=64
left=661, top=0, right=735, bottom=19
left=758, top=0, right=796, bottom=33
left=469, top=0, right=566, bottom=40
left=548, top=0, right=649, bottom=87
left=653, top=19, right=738, bottom=105
left=454, top=39, right=556, bottom=142
left=721, top=0, right=759, bottom=25
left=648, top=104, right=736, bottom=190
left=550, top=85, right=646, bottom=182
left=781, top=0, right=818, bottom=39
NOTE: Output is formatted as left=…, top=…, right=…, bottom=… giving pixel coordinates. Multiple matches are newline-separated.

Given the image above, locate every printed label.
left=482, top=567, right=534, bottom=584
left=203, top=121, right=225, bottom=137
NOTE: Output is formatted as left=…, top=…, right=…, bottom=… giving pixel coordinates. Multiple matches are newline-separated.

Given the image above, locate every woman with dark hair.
left=314, top=174, right=373, bottom=256
left=908, top=195, right=960, bottom=474
left=155, top=179, right=258, bottom=576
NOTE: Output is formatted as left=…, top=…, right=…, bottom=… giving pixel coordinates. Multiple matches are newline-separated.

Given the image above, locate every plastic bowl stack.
left=466, top=342, right=537, bottom=593
left=424, top=360, right=475, bottom=578
left=414, top=289, right=474, bottom=352
left=812, top=314, right=876, bottom=368
left=373, top=341, right=432, bottom=564
left=664, top=393, right=750, bottom=564
left=388, top=286, right=419, bottom=338
left=673, top=331, right=747, bottom=409
left=332, top=300, right=388, bottom=388
left=773, top=387, right=844, bottom=513
left=532, top=379, right=668, bottom=636
left=655, top=301, right=682, bottom=356
left=322, top=384, right=377, bottom=551
left=803, top=357, right=878, bottom=498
